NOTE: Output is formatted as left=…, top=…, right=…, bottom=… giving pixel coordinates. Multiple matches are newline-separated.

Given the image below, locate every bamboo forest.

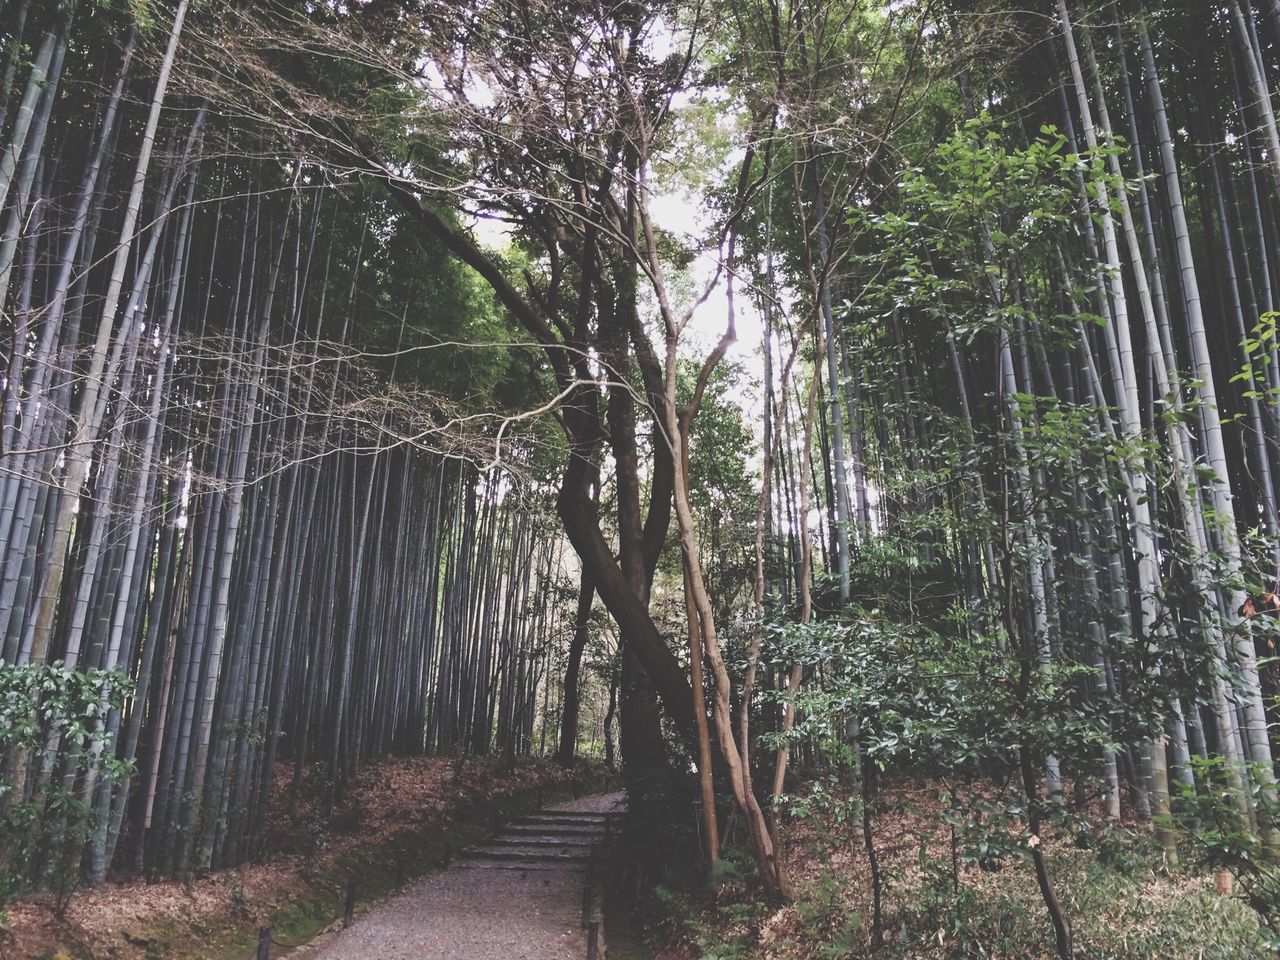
left=9, top=0, right=1280, bottom=957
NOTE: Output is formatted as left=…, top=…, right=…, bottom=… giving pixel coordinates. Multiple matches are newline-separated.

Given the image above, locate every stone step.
left=509, top=814, right=609, bottom=824
left=493, top=833, right=595, bottom=847
left=462, top=844, right=593, bottom=863
left=454, top=860, right=577, bottom=872
left=516, top=814, right=612, bottom=828
left=504, top=824, right=604, bottom=839
left=502, top=823, right=604, bottom=837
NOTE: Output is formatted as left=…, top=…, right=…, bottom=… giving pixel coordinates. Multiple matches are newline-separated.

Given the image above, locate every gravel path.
left=298, top=792, right=624, bottom=960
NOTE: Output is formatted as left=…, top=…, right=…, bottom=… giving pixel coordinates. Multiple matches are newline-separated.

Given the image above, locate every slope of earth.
left=638, top=779, right=1270, bottom=960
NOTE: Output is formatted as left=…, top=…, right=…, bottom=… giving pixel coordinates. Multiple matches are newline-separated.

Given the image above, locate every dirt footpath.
left=298, top=792, right=624, bottom=960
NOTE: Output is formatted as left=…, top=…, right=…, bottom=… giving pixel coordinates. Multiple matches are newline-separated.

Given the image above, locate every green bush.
left=0, top=661, right=134, bottom=919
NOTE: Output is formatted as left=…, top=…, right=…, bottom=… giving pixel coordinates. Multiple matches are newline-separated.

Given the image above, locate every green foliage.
left=0, top=661, right=133, bottom=766
left=682, top=360, right=756, bottom=526
left=793, top=870, right=862, bottom=959
left=126, top=0, right=157, bottom=31
left=761, top=588, right=1208, bottom=954
left=1087, top=822, right=1148, bottom=877
left=850, top=116, right=1123, bottom=346
left=1232, top=312, right=1280, bottom=406
left=763, top=608, right=1117, bottom=780
left=902, top=854, right=1033, bottom=958
left=895, top=841, right=1270, bottom=960
left=0, top=662, right=134, bottom=918
left=317, top=181, right=530, bottom=412
left=708, top=856, right=746, bottom=892
left=650, top=842, right=769, bottom=960
left=1170, top=756, right=1280, bottom=946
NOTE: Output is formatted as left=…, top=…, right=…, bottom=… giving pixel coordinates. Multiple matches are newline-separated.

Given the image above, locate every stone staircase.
left=461, top=806, right=619, bottom=868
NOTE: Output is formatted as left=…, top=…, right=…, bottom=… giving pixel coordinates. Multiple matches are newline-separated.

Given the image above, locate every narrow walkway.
left=299, top=792, right=624, bottom=960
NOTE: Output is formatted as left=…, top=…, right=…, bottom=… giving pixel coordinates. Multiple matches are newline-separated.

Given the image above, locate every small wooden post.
left=344, top=880, right=357, bottom=928
left=581, top=861, right=593, bottom=927
left=256, top=925, right=271, bottom=960
left=587, top=920, right=600, bottom=960
left=1215, top=870, right=1234, bottom=896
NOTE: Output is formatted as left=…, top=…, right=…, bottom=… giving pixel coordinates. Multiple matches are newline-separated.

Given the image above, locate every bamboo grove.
left=10, top=0, right=1280, bottom=950
left=739, top=0, right=1280, bottom=943
left=0, top=0, right=586, bottom=890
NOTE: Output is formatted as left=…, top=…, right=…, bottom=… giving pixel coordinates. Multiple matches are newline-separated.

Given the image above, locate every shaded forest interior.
left=5, top=0, right=1280, bottom=956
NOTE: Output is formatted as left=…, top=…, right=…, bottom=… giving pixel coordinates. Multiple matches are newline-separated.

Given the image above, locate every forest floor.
left=1, top=756, right=613, bottom=960
left=632, top=777, right=1273, bottom=960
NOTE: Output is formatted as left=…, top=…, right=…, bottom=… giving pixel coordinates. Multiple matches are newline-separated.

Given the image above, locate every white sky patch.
left=470, top=212, right=513, bottom=248
left=646, top=137, right=764, bottom=399
left=463, top=74, right=495, bottom=109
